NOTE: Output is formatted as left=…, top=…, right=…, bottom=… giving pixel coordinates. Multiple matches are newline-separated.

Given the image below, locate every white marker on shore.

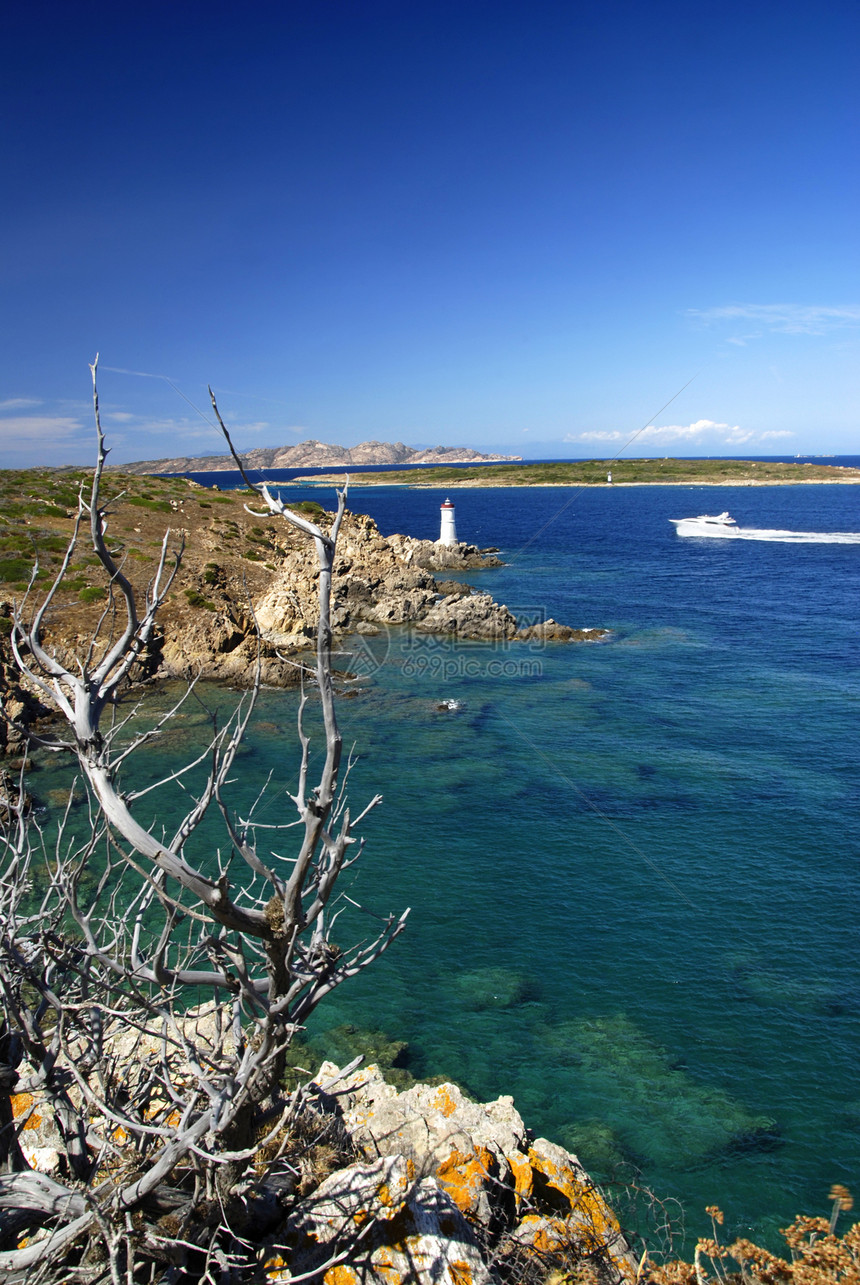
left=438, top=497, right=458, bottom=545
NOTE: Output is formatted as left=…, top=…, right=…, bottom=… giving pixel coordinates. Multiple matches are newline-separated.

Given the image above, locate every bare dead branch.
left=0, top=364, right=408, bottom=1282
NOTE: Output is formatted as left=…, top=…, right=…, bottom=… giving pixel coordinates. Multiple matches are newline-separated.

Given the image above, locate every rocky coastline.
left=11, top=1042, right=636, bottom=1285
left=1, top=487, right=607, bottom=752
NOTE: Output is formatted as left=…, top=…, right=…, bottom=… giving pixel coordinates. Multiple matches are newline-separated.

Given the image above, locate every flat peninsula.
left=290, top=458, right=860, bottom=487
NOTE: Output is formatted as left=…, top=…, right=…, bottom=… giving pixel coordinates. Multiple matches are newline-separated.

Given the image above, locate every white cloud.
left=563, top=419, right=793, bottom=449
left=689, top=303, right=860, bottom=337
left=0, top=414, right=85, bottom=442
left=760, top=430, right=795, bottom=440
left=99, top=365, right=176, bottom=380
left=0, top=414, right=92, bottom=466
left=565, top=430, right=625, bottom=442
left=0, top=397, right=42, bottom=411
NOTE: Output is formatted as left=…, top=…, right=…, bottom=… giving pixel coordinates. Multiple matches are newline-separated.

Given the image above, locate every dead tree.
left=0, top=359, right=408, bottom=1281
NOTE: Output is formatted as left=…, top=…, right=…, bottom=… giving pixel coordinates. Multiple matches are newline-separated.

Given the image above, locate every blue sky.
left=1, top=0, right=857, bottom=466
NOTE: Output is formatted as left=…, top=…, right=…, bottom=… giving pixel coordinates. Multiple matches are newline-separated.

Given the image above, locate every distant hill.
left=113, top=439, right=522, bottom=475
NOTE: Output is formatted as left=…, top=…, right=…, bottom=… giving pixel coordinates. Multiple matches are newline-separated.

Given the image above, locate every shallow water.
left=29, top=482, right=860, bottom=1250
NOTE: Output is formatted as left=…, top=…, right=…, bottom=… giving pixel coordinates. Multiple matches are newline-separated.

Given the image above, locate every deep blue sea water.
left=32, top=480, right=860, bottom=1251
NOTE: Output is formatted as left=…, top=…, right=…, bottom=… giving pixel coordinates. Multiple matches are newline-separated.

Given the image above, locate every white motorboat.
left=669, top=511, right=740, bottom=538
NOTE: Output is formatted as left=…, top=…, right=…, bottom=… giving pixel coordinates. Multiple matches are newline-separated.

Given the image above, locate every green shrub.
left=0, top=535, right=30, bottom=554
left=0, top=558, right=32, bottom=584
left=128, top=497, right=171, bottom=513
left=184, top=590, right=217, bottom=611
left=39, top=536, right=71, bottom=554
left=79, top=586, right=106, bottom=603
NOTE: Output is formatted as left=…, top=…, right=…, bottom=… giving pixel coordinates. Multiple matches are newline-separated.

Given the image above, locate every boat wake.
left=670, top=512, right=860, bottom=543
left=730, top=528, right=860, bottom=544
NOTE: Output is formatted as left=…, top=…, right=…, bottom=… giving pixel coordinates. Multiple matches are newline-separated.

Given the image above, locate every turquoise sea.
left=32, top=480, right=860, bottom=1251
left=302, top=482, right=860, bottom=1249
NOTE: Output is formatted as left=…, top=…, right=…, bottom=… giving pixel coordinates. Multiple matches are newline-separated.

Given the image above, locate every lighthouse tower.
left=438, top=498, right=458, bottom=546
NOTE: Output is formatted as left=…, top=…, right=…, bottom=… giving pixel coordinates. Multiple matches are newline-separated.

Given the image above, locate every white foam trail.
left=734, top=528, right=860, bottom=544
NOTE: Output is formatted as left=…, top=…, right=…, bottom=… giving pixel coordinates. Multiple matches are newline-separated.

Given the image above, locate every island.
left=111, top=438, right=522, bottom=474
left=286, top=457, right=860, bottom=486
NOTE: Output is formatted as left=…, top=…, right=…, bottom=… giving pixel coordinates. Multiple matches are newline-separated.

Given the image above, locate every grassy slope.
left=0, top=468, right=327, bottom=639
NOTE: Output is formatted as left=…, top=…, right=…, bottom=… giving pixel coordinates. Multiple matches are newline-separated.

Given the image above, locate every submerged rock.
left=516, top=619, right=609, bottom=643
left=539, top=1013, right=778, bottom=1171
left=452, top=966, right=535, bottom=1010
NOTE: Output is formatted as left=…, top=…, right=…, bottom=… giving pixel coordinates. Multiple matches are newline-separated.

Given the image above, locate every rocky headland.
left=0, top=468, right=607, bottom=753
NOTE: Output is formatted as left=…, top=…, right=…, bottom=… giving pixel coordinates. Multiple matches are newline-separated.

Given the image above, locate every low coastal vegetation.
left=297, top=458, right=860, bottom=487
left=648, top=1190, right=858, bottom=1285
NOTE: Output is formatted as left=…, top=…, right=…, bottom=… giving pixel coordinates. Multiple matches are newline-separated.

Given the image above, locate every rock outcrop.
left=12, top=1056, right=637, bottom=1285
left=244, top=514, right=511, bottom=654
left=225, top=512, right=609, bottom=668
left=1, top=500, right=608, bottom=746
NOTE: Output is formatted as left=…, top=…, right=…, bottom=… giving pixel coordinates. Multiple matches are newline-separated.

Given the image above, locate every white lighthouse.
left=438, top=497, right=458, bottom=546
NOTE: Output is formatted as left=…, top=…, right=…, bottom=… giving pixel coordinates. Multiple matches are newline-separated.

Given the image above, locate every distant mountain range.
left=115, top=440, right=522, bottom=475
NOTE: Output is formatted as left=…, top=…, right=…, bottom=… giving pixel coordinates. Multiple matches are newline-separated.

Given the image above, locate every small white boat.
left=669, top=511, right=740, bottom=538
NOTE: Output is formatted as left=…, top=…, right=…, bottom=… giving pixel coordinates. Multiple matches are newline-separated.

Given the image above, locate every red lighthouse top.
left=440, top=498, right=455, bottom=509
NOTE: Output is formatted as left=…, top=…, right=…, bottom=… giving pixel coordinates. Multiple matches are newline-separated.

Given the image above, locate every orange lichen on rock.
left=436, top=1146, right=495, bottom=1216
left=433, top=1084, right=459, bottom=1118
left=508, top=1151, right=534, bottom=1207
left=529, top=1144, right=618, bottom=1238
left=9, top=1092, right=42, bottom=1130
left=262, top=1253, right=291, bottom=1282
left=517, top=1212, right=576, bottom=1255
left=369, top=1249, right=403, bottom=1285
left=322, top=1266, right=360, bottom=1285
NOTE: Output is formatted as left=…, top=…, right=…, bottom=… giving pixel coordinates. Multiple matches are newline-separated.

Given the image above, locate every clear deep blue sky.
left=1, top=0, right=857, bottom=465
